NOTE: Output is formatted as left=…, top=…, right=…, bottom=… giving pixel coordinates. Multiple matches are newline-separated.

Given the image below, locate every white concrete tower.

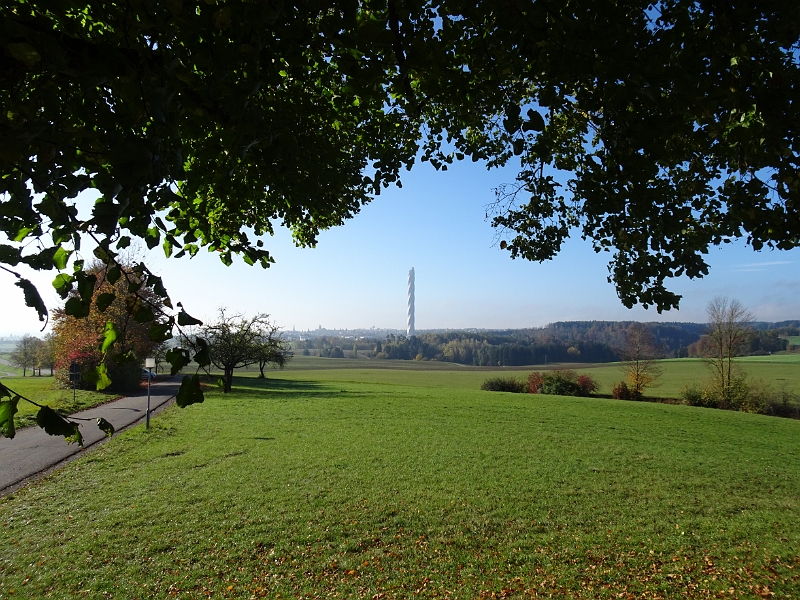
left=407, top=267, right=415, bottom=337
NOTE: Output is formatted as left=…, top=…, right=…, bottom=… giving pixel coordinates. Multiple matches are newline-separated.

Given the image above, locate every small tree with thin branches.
left=619, top=323, right=662, bottom=400
left=255, top=321, right=291, bottom=379
left=703, top=296, right=753, bottom=404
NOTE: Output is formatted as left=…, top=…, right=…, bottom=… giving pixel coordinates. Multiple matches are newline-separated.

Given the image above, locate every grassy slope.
left=1, top=373, right=798, bottom=599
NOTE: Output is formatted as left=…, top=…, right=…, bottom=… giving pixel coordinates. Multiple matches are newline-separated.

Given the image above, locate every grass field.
left=1, top=376, right=120, bottom=429
left=277, top=354, right=800, bottom=401
left=1, top=371, right=798, bottom=599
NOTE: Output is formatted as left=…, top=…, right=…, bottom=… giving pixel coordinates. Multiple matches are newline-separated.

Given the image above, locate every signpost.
left=69, top=361, right=80, bottom=404
left=145, top=357, right=155, bottom=429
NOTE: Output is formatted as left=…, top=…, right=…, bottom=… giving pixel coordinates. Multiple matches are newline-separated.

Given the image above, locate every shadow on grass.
left=216, top=377, right=364, bottom=401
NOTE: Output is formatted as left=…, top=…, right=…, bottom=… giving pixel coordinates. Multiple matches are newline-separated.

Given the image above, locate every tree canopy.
left=51, top=260, right=165, bottom=391
left=1, top=0, right=798, bottom=335
left=196, top=309, right=290, bottom=393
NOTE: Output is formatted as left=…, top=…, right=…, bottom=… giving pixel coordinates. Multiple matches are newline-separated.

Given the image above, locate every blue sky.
left=3, top=159, right=799, bottom=335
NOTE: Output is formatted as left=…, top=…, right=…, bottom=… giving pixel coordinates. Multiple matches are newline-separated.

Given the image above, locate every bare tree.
left=619, top=323, right=662, bottom=399
left=704, top=296, right=753, bottom=402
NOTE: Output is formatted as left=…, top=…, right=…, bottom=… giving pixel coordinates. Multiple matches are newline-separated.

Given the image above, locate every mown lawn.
left=581, top=354, right=800, bottom=400
left=280, top=354, right=800, bottom=401
left=1, top=376, right=120, bottom=429
left=1, top=372, right=798, bottom=599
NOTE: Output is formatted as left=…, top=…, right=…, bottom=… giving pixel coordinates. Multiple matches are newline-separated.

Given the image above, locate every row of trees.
left=300, top=319, right=796, bottom=367
left=8, top=334, right=55, bottom=377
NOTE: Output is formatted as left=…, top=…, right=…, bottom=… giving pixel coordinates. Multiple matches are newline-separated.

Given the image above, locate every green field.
left=1, top=376, right=120, bottom=429
left=277, top=354, right=800, bottom=400
left=1, top=369, right=799, bottom=598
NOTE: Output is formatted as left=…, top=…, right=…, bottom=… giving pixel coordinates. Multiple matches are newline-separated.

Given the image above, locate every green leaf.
left=14, top=226, right=35, bottom=242
left=64, top=296, right=91, bottom=318
left=112, top=349, right=138, bottom=365
left=94, top=363, right=112, bottom=391
left=116, top=236, right=131, bottom=249
left=96, top=417, right=115, bottom=437
left=177, top=308, right=203, bottom=326
left=147, top=274, right=168, bottom=298
left=76, top=272, right=97, bottom=302
left=0, top=396, right=20, bottom=439
left=0, top=382, right=10, bottom=399
left=193, top=336, right=211, bottom=367
left=0, top=244, right=21, bottom=266
left=148, top=320, right=173, bottom=343
left=15, top=278, right=48, bottom=323
left=132, top=303, right=155, bottom=324
left=36, top=406, right=83, bottom=446
left=107, top=265, right=122, bottom=284
left=165, top=347, right=191, bottom=375
left=145, top=227, right=160, bottom=249
left=52, top=247, right=71, bottom=270
left=176, top=374, right=204, bottom=408
left=96, top=292, right=116, bottom=312
left=6, top=42, right=41, bottom=68
left=52, top=273, right=74, bottom=298
left=100, top=321, right=119, bottom=353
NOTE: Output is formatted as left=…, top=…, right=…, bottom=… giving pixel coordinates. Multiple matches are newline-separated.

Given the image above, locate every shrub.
left=481, top=377, right=527, bottom=393
left=737, top=379, right=771, bottom=414
left=680, top=385, right=717, bottom=408
left=541, top=370, right=582, bottom=396
left=611, top=381, right=634, bottom=400
left=682, top=377, right=777, bottom=414
left=576, top=374, right=599, bottom=396
left=528, top=370, right=598, bottom=397
left=527, top=372, right=545, bottom=393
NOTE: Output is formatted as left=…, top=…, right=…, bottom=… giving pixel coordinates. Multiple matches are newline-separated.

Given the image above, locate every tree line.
left=295, top=320, right=798, bottom=367
left=7, top=334, right=56, bottom=377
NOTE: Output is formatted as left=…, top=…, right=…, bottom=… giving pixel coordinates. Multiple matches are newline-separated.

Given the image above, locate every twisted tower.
left=407, top=267, right=415, bottom=337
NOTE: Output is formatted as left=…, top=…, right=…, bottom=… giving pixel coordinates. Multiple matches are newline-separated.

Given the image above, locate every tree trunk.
left=224, top=367, right=234, bottom=393
left=258, top=360, right=266, bottom=378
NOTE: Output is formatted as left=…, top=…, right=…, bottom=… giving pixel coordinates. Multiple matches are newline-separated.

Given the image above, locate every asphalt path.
left=0, top=377, right=180, bottom=495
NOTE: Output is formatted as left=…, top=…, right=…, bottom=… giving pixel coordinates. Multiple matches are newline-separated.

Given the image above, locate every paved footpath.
left=0, top=378, right=180, bottom=494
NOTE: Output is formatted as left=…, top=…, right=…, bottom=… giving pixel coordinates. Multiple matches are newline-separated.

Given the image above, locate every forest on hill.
left=295, top=321, right=800, bottom=367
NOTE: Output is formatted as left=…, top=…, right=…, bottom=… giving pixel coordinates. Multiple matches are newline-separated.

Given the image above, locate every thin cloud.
left=731, top=260, right=794, bottom=273
left=732, top=260, right=793, bottom=269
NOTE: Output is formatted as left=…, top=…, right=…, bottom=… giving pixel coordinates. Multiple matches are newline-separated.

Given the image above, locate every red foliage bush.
left=527, top=371, right=545, bottom=393
left=612, top=381, right=634, bottom=400
left=576, top=374, right=599, bottom=396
